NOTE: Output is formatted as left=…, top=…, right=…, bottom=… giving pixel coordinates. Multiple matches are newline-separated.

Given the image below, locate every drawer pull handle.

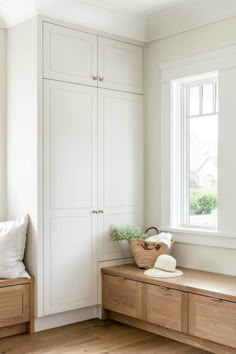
left=210, top=297, right=223, bottom=302
left=160, top=286, right=169, bottom=290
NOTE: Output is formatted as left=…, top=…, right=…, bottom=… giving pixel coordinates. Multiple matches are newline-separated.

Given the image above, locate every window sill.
left=160, top=226, right=236, bottom=250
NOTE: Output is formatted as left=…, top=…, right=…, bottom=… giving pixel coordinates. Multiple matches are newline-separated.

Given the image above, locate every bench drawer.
left=189, top=294, right=236, bottom=348
left=0, top=284, right=30, bottom=328
left=103, top=274, right=142, bottom=319
left=143, top=284, right=188, bottom=333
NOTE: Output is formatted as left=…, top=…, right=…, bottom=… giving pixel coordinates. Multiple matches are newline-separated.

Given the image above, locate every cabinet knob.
left=92, top=76, right=98, bottom=80
left=98, top=210, right=104, bottom=214
left=92, top=210, right=98, bottom=214
left=99, top=77, right=104, bottom=82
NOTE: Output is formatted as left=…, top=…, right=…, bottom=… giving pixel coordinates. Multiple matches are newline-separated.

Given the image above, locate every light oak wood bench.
left=0, top=277, right=34, bottom=338
left=102, top=264, right=236, bottom=354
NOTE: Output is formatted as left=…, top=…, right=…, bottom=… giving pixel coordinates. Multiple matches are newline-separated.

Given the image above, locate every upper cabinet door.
left=98, top=37, right=144, bottom=94
left=43, top=23, right=98, bottom=86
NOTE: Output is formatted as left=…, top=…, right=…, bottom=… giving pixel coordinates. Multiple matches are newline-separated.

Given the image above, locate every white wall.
left=0, top=29, right=6, bottom=221
left=6, top=17, right=38, bottom=279
left=146, top=16, right=236, bottom=276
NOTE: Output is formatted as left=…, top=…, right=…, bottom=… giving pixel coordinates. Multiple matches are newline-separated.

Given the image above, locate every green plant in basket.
left=110, top=225, right=145, bottom=241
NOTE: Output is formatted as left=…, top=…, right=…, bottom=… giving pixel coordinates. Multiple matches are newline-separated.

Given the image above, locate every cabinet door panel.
left=98, top=37, right=143, bottom=93
left=98, top=90, right=143, bottom=261
left=189, top=294, right=236, bottom=348
left=48, top=217, right=94, bottom=307
left=0, top=285, right=30, bottom=328
left=103, top=275, right=142, bottom=319
left=44, top=23, right=97, bottom=86
left=47, top=83, right=94, bottom=209
left=99, top=213, right=138, bottom=261
left=102, top=214, right=137, bottom=257
left=44, top=80, right=97, bottom=315
left=144, top=284, right=188, bottom=333
left=102, top=95, right=139, bottom=208
left=98, top=259, right=133, bottom=307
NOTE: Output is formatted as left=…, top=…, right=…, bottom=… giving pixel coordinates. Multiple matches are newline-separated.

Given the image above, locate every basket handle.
left=141, top=242, right=161, bottom=251
left=145, top=227, right=159, bottom=235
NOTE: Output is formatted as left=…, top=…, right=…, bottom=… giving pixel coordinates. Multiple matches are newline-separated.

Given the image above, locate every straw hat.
left=144, top=254, right=183, bottom=278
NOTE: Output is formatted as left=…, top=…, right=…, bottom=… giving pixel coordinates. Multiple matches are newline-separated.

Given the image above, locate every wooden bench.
left=102, top=264, right=236, bottom=354
left=0, top=277, right=34, bottom=338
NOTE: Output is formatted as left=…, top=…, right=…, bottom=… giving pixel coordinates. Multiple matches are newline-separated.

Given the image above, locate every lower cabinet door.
left=189, top=294, right=236, bottom=348
left=43, top=80, right=98, bottom=315
left=103, top=275, right=142, bottom=319
left=143, top=284, right=188, bottom=333
left=97, top=90, right=144, bottom=262
left=0, top=285, right=30, bottom=327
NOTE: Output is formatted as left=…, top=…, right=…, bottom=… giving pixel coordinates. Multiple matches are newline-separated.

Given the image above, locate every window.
left=172, top=72, right=218, bottom=230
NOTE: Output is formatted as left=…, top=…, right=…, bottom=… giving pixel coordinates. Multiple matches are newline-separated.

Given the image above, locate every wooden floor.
left=0, top=319, right=212, bottom=354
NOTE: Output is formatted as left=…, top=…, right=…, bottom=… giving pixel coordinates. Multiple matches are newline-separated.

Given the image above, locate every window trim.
left=160, top=45, right=236, bottom=247
left=159, top=227, right=236, bottom=250
left=172, top=73, right=218, bottom=230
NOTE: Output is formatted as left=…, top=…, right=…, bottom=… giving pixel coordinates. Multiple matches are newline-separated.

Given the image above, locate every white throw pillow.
left=0, top=215, right=29, bottom=278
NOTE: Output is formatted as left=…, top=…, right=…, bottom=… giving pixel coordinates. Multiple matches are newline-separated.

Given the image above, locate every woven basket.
left=128, top=227, right=174, bottom=269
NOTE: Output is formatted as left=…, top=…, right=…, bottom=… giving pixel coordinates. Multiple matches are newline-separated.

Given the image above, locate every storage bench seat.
left=0, top=277, right=34, bottom=338
left=102, top=264, right=236, bottom=354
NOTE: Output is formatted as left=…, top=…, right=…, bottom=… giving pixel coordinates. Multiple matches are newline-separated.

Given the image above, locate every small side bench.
left=0, top=277, right=34, bottom=338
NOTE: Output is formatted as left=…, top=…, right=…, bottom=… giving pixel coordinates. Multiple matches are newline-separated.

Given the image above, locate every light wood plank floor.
left=0, top=319, right=212, bottom=354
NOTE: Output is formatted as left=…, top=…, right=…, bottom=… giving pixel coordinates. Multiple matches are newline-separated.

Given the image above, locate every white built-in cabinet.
left=43, top=22, right=144, bottom=315
left=43, top=23, right=143, bottom=94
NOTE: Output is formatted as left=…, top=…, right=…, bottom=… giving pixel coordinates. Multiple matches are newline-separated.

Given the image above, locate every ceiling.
left=0, top=0, right=236, bottom=42
left=77, top=0, right=187, bottom=16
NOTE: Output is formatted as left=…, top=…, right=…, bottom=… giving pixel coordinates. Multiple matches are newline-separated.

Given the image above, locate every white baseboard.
left=35, top=305, right=98, bottom=332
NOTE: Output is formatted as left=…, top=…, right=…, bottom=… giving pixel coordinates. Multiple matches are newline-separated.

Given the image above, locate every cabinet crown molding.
left=2, top=1, right=236, bottom=42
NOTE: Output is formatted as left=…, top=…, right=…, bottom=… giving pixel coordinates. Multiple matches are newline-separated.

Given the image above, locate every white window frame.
left=172, top=72, right=218, bottom=230
left=160, top=45, right=236, bottom=249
